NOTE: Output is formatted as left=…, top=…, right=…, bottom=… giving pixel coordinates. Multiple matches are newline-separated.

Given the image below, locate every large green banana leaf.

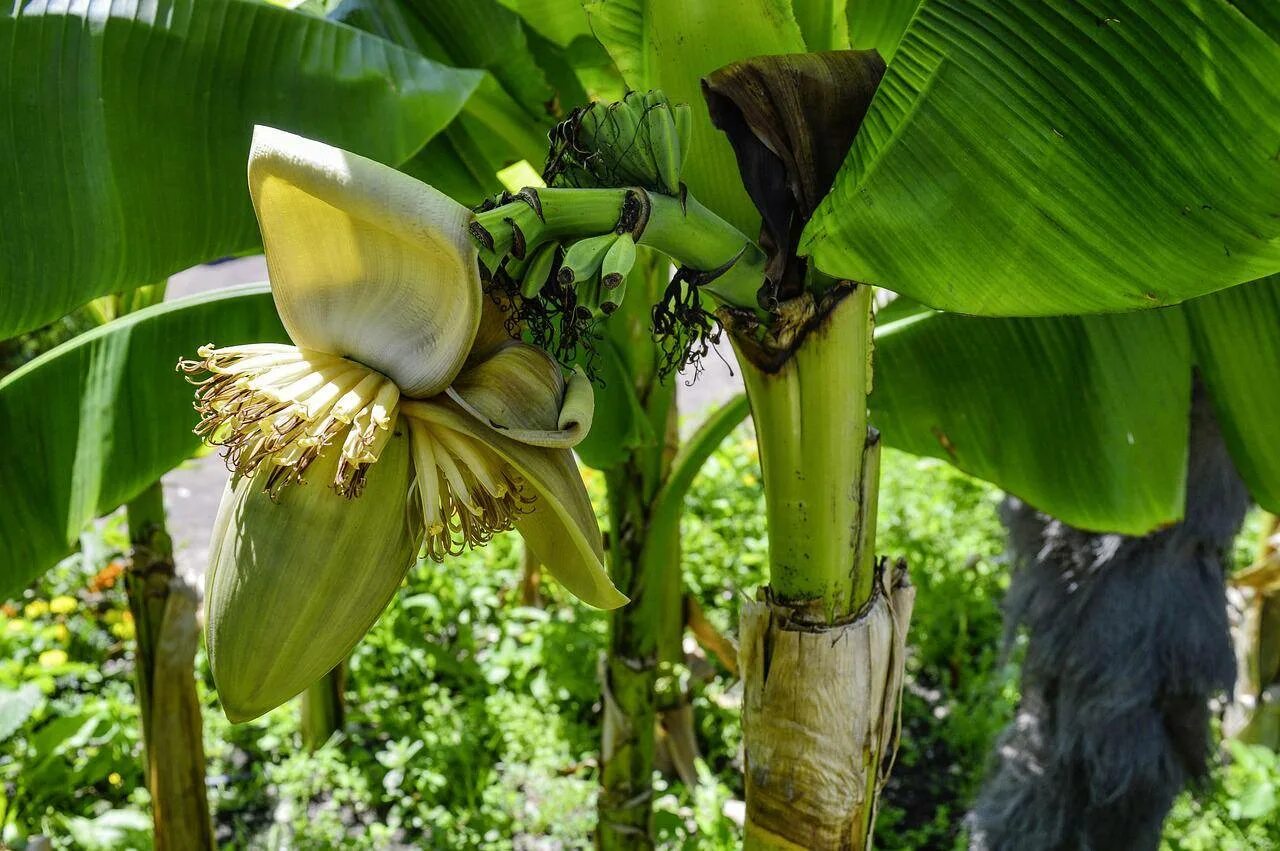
left=0, top=0, right=480, bottom=340
left=872, top=275, right=1280, bottom=534
left=331, top=0, right=572, bottom=200
left=0, top=286, right=286, bottom=600
left=1186, top=274, right=1280, bottom=511
left=584, top=0, right=807, bottom=235
left=805, top=0, right=1280, bottom=316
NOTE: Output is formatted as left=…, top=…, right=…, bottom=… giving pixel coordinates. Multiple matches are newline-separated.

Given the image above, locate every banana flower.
left=180, top=127, right=625, bottom=722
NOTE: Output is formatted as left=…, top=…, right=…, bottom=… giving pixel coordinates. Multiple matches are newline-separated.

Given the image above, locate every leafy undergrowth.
left=2, top=430, right=1277, bottom=849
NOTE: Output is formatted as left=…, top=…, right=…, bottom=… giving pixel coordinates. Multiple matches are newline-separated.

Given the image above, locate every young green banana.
left=520, top=242, right=561, bottom=298
left=558, top=232, right=619, bottom=285
left=643, top=90, right=683, bottom=195
left=600, top=278, right=627, bottom=316
left=574, top=275, right=603, bottom=322
left=672, top=101, right=692, bottom=171
left=600, top=233, right=636, bottom=290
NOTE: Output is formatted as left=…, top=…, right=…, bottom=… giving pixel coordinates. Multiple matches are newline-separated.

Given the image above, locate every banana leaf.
left=1186, top=274, right=1280, bottom=511
left=0, top=0, right=481, bottom=338
left=805, top=0, right=1280, bottom=316
left=873, top=275, right=1280, bottom=534
left=0, top=286, right=286, bottom=599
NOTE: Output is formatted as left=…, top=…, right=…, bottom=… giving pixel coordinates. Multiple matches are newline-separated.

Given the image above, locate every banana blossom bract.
left=182, top=127, right=625, bottom=723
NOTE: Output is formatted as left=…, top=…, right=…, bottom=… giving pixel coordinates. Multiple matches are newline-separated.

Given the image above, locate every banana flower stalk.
left=179, top=127, right=625, bottom=723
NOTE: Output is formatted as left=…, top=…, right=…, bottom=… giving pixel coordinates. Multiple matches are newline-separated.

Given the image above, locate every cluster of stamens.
left=177, top=344, right=400, bottom=499
left=404, top=416, right=534, bottom=561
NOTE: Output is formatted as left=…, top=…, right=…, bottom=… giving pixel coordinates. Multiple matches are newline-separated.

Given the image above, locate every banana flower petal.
left=447, top=341, right=594, bottom=447
left=248, top=126, right=480, bottom=399
left=206, top=429, right=417, bottom=722
left=402, top=399, right=624, bottom=610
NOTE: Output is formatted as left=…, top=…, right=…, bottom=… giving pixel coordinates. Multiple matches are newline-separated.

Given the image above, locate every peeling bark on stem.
left=728, top=285, right=912, bottom=849
left=124, top=482, right=215, bottom=851
left=740, top=576, right=915, bottom=848
left=1226, top=513, right=1280, bottom=746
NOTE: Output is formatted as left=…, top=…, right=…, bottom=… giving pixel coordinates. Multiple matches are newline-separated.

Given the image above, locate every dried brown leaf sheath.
left=703, top=50, right=885, bottom=304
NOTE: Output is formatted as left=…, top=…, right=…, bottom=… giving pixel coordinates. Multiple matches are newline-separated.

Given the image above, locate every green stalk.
left=472, top=188, right=766, bottom=311
left=300, top=663, right=346, bottom=750
left=124, top=482, right=215, bottom=851
left=728, top=286, right=913, bottom=850
left=737, top=285, right=876, bottom=617
left=519, top=543, right=543, bottom=607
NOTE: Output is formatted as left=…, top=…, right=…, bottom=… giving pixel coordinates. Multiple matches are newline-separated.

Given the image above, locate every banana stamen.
left=178, top=344, right=400, bottom=499
left=405, top=418, right=533, bottom=561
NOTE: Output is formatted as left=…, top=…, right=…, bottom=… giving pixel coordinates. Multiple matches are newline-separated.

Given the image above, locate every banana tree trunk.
left=599, top=411, right=679, bottom=848
left=599, top=459, right=666, bottom=849
left=1226, top=513, right=1280, bottom=747
left=124, top=482, right=215, bottom=851
left=598, top=260, right=681, bottom=850
left=300, top=663, right=346, bottom=750
left=728, top=286, right=914, bottom=849
left=969, top=384, right=1248, bottom=851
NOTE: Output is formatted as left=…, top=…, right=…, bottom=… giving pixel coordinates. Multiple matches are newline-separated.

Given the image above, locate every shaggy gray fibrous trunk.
left=969, top=384, right=1249, bottom=851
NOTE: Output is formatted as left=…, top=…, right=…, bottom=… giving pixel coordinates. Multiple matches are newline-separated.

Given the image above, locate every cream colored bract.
left=183, top=127, right=624, bottom=723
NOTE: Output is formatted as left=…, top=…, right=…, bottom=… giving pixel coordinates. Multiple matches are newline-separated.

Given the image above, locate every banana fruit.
left=553, top=90, right=691, bottom=196
left=559, top=232, right=619, bottom=286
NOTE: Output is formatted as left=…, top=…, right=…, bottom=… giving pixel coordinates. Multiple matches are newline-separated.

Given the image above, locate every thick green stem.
left=728, top=286, right=913, bottom=850
left=598, top=254, right=679, bottom=850
left=735, top=286, right=876, bottom=619
left=472, top=188, right=766, bottom=311
left=300, top=663, right=346, bottom=750
left=124, top=482, right=215, bottom=851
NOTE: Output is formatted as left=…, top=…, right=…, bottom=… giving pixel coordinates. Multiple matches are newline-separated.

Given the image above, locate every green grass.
left=1, top=429, right=1277, bottom=849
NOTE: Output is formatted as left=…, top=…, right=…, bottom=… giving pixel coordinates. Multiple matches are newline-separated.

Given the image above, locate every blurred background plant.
left=4, top=426, right=1274, bottom=849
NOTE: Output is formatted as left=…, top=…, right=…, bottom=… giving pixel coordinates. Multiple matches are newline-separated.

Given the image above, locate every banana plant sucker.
left=179, top=127, right=626, bottom=723
left=471, top=63, right=909, bottom=849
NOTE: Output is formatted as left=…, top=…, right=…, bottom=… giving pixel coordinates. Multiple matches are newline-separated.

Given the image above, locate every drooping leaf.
left=791, top=0, right=849, bottom=51
left=401, top=0, right=557, bottom=120
left=0, top=286, right=286, bottom=600
left=332, top=0, right=552, bottom=187
left=704, top=50, right=886, bottom=301
left=804, top=0, right=1280, bottom=316
left=846, top=0, right=920, bottom=60
left=0, top=0, right=481, bottom=339
left=400, top=131, right=496, bottom=207
left=1186, top=274, right=1280, bottom=513
left=585, top=0, right=807, bottom=234
left=495, top=0, right=594, bottom=48
left=871, top=303, right=1192, bottom=534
